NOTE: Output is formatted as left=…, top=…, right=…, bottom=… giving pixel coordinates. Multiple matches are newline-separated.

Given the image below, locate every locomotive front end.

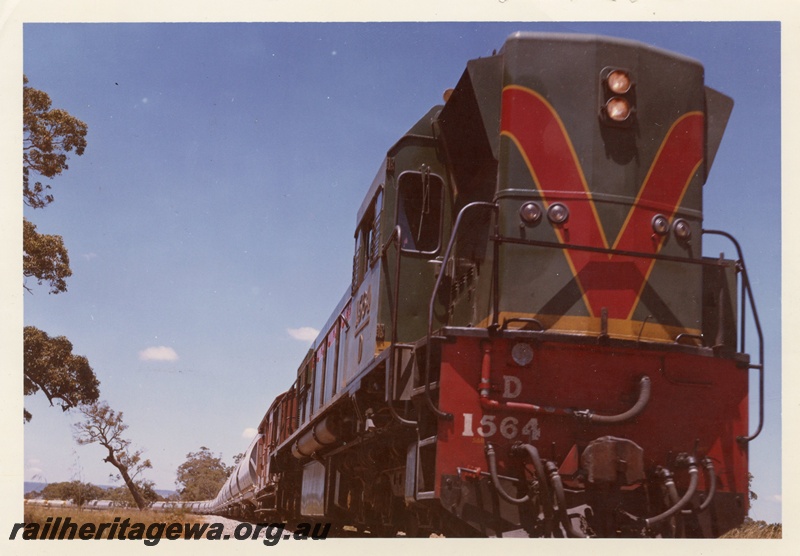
left=416, top=33, right=756, bottom=537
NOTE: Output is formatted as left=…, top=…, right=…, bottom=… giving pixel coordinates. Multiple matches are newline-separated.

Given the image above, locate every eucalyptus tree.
left=22, top=75, right=99, bottom=421
left=73, top=401, right=151, bottom=510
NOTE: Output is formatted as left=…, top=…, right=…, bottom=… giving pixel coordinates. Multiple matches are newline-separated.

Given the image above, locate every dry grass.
left=720, top=520, right=782, bottom=539
left=21, top=506, right=206, bottom=538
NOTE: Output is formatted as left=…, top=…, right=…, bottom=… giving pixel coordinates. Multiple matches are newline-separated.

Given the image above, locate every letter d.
left=503, top=375, right=522, bottom=399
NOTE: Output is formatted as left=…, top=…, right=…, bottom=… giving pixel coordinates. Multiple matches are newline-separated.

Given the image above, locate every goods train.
left=197, top=32, right=765, bottom=537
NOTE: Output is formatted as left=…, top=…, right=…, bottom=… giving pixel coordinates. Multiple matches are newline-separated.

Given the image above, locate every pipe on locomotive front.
left=546, top=461, right=586, bottom=538
left=485, top=442, right=586, bottom=537
left=580, top=376, right=652, bottom=424
left=484, top=442, right=530, bottom=505
left=641, top=461, right=700, bottom=529
left=512, top=443, right=555, bottom=533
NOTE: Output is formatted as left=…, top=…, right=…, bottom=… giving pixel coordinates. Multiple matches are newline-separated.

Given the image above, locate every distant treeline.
left=24, top=481, right=178, bottom=506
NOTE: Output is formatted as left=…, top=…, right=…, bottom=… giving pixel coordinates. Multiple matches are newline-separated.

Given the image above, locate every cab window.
left=352, top=188, right=383, bottom=293
left=397, top=169, right=443, bottom=254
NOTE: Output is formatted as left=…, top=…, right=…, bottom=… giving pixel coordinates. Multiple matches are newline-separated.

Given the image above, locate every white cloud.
left=26, top=468, right=44, bottom=481
left=769, top=494, right=782, bottom=503
left=287, top=327, right=319, bottom=342
left=242, top=428, right=257, bottom=439
left=139, top=346, right=179, bottom=361
left=25, top=459, right=44, bottom=481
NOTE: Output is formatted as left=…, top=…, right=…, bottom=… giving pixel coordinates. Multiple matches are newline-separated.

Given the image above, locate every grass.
left=24, top=505, right=203, bottom=523
left=720, top=520, right=782, bottom=539
left=20, top=506, right=207, bottom=540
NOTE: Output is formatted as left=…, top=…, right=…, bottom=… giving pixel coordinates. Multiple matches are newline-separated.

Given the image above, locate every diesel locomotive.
left=198, top=32, right=765, bottom=537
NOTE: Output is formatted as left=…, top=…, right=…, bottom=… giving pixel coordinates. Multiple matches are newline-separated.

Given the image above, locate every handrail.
left=496, top=235, right=734, bottom=267
left=425, top=202, right=499, bottom=420
left=703, top=229, right=765, bottom=443
left=381, top=225, right=417, bottom=426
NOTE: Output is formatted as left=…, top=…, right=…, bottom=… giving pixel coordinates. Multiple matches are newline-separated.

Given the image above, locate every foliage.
left=23, top=75, right=88, bottom=209
left=105, top=482, right=161, bottom=508
left=22, top=76, right=98, bottom=421
left=23, top=325, right=100, bottom=422
left=34, top=481, right=105, bottom=506
left=23, top=219, right=72, bottom=295
left=175, top=447, right=232, bottom=501
left=748, top=472, right=757, bottom=501
left=73, top=401, right=152, bottom=510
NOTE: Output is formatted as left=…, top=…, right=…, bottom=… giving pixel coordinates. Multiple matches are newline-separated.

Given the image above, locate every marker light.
left=607, top=70, right=632, bottom=94
left=512, top=342, right=534, bottom=367
left=651, top=214, right=670, bottom=236
left=605, top=97, right=632, bottom=122
left=673, top=219, right=692, bottom=241
left=547, top=203, right=569, bottom=224
left=519, top=201, right=543, bottom=225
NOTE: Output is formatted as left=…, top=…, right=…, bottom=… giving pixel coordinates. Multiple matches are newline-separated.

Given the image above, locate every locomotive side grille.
left=450, top=264, right=476, bottom=302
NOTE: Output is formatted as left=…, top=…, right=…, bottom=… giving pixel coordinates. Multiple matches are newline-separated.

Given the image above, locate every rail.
left=424, top=202, right=499, bottom=420
left=381, top=225, right=418, bottom=426
left=703, top=229, right=765, bottom=443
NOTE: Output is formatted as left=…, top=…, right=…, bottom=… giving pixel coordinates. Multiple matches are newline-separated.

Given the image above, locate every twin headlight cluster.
left=602, top=68, right=634, bottom=125
left=652, top=214, right=692, bottom=241
left=519, top=201, right=569, bottom=226
left=519, top=202, right=692, bottom=242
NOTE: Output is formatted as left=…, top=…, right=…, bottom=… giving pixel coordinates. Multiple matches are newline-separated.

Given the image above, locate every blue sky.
left=4, top=17, right=784, bottom=526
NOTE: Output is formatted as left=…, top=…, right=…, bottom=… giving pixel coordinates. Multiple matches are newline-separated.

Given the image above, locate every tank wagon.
left=199, top=32, right=764, bottom=537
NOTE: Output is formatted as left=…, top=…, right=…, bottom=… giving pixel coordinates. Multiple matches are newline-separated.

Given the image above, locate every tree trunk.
left=105, top=448, right=146, bottom=510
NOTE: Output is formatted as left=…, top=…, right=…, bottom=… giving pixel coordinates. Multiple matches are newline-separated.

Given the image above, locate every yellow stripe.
left=502, top=85, right=609, bottom=249
left=612, top=111, right=704, bottom=251
left=479, top=312, right=702, bottom=344
left=501, top=85, right=604, bottom=317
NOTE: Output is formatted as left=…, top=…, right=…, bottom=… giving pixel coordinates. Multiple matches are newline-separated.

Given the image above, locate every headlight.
left=651, top=214, right=670, bottom=236
left=519, top=201, right=543, bottom=225
left=673, top=218, right=692, bottom=241
left=607, top=69, right=632, bottom=94
left=605, top=97, right=632, bottom=122
left=547, top=203, right=569, bottom=224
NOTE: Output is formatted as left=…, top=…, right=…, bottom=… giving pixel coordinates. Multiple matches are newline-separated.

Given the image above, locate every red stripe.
left=501, top=86, right=704, bottom=319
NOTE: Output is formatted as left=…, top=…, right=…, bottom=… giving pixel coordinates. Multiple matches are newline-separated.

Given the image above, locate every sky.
left=0, top=3, right=790, bottom=532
